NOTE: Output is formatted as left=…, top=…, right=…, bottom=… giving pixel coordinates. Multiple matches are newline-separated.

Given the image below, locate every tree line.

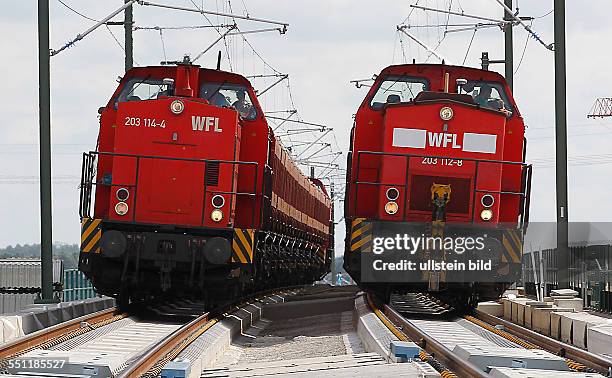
left=0, top=244, right=79, bottom=269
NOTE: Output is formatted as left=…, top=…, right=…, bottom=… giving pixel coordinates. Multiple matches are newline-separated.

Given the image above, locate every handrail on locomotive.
left=350, top=150, right=532, bottom=228
left=79, top=151, right=261, bottom=228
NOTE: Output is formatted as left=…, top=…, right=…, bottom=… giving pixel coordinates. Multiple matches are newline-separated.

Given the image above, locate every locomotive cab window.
left=370, top=76, right=429, bottom=110
left=458, top=80, right=513, bottom=115
left=116, top=78, right=173, bottom=105
left=200, top=83, right=257, bottom=120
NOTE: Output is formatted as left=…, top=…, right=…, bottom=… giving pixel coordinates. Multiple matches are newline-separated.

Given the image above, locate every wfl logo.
left=428, top=132, right=461, bottom=149
left=192, top=116, right=222, bottom=132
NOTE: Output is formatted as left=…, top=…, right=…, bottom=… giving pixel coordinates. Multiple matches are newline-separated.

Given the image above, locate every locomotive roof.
left=377, top=63, right=507, bottom=82
left=122, top=65, right=253, bottom=87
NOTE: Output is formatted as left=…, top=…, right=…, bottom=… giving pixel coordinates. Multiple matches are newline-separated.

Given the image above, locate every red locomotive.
left=78, top=61, right=333, bottom=306
left=344, top=64, right=531, bottom=308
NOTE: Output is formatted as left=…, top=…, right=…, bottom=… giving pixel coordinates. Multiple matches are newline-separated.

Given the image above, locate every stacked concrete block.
left=552, top=298, right=583, bottom=312
left=550, top=310, right=575, bottom=340
left=501, top=298, right=512, bottom=320
left=532, top=306, right=561, bottom=336
left=511, top=298, right=531, bottom=324
left=524, top=302, right=549, bottom=329
left=571, top=313, right=610, bottom=349
left=587, top=323, right=612, bottom=356
left=477, top=301, right=503, bottom=317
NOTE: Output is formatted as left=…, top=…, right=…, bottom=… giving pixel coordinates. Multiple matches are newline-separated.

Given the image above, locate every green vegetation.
left=0, top=244, right=79, bottom=269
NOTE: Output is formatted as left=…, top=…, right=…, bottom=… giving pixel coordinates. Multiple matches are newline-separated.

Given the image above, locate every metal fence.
left=62, top=269, right=96, bottom=301
left=522, top=244, right=612, bottom=313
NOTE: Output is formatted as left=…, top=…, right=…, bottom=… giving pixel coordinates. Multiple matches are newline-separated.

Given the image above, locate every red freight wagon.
left=78, top=61, right=332, bottom=307
left=344, top=64, right=531, bottom=309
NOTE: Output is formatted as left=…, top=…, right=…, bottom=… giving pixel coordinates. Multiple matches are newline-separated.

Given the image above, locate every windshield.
left=117, top=78, right=173, bottom=104
left=458, top=80, right=513, bottom=114
left=370, top=76, right=429, bottom=110
left=200, top=83, right=257, bottom=120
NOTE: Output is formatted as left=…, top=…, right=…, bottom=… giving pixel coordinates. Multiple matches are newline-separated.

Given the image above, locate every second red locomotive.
left=78, top=61, right=333, bottom=306
left=344, top=63, right=531, bottom=308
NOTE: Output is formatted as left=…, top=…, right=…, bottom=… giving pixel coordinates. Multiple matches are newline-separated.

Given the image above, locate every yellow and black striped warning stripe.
left=501, top=228, right=523, bottom=263
left=350, top=218, right=372, bottom=253
left=81, top=218, right=102, bottom=254
left=232, top=228, right=254, bottom=264
left=316, top=246, right=326, bottom=263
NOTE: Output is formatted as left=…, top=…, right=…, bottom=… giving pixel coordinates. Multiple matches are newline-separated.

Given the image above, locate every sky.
left=1, top=0, right=612, bottom=252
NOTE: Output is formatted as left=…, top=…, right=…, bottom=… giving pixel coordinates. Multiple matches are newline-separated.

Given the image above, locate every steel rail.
left=117, top=309, right=215, bottom=377
left=0, top=307, right=120, bottom=359
left=474, top=309, right=612, bottom=375
left=118, top=288, right=299, bottom=377
left=382, top=304, right=489, bottom=378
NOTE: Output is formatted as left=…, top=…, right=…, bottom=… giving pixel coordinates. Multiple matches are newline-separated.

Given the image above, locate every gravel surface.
left=214, top=310, right=364, bottom=366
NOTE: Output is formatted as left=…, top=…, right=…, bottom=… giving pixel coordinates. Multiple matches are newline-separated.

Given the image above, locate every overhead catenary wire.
left=410, top=4, right=510, bottom=25
left=491, top=0, right=553, bottom=50
left=133, top=24, right=233, bottom=31
left=51, top=0, right=139, bottom=56
left=397, top=25, right=449, bottom=63
left=138, top=1, right=289, bottom=29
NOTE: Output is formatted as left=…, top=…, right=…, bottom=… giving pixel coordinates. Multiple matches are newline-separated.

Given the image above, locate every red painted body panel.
left=91, top=64, right=331, bottom=249
left=347, top=64, right=528, bottom=228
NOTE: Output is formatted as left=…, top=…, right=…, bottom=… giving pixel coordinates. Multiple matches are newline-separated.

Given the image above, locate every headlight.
left=386, top=187, right=400, bottom=201
left=115, top=201, right=129, bottom=216
left=211, top=195, right=225, bottom=208
left=116, top=188, right=129, bottom=201
left=440, top=106, right=454, bottom=121
left=480, top=209, right=493, bottom=221
left=481, top=194, right=494, bottom=208
left=211, top=209, right=224, bottom=222
left=170, top=99, right=185, bottom=114
left=384, top=201, right=399, bottom=215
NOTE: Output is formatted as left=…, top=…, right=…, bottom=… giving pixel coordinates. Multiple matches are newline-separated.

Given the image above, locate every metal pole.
left=124, top=0, right=133, bottom=71
left=504, top=0, right=513, bottom=91
left=554, top=0, right=569, bottom=289
left=38, top=0, right=54, bottom=303
left=330, top=182, right=337, bottom=286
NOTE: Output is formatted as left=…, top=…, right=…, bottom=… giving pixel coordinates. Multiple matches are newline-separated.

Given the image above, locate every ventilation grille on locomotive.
left=205, top=162, right=220, bottom=187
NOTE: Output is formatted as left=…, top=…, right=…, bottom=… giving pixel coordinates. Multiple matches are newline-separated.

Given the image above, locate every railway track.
left=471, top=309, right=612, bottom=375
left=0, top=288, right=299, bottom=377
left=0, top=307, right=124, bottom=362
left=368, top=294, right=612, bottom=377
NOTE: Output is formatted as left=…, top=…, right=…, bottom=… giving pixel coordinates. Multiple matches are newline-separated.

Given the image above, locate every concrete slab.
left=263, top=296, right=356, bottom=321
left=550, top=289, right=579, bottom=297
left=524, top=302, right=549, bottom=329
left=587, top=323, right=612, bottom=356
left=489, top=367, right=601, bottom=377
left=453, top=345, right=570, bottom=372
left=553, top=298, right=583, bottom=312
left=477, top=301, right=503, bottom=318
left=7, top=320, right=179, bottom=377
left=531, top=306, right=559, bottom=336
left=501, top=298, right=512, bottom=320
left=560, top=312, right=583, bottom=345
left=572, top=314, right=611, bottom=349
left=510, top=299, right=530, bottom=324
left=0, top=315, right=23, bottom=343
left=550, top=310, right=575, bottom=340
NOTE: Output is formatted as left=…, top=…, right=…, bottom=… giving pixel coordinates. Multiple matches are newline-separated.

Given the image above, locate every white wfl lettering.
left=191, top=116, right=222, bottom=132
left=427, top=132, right=461, bottom=149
